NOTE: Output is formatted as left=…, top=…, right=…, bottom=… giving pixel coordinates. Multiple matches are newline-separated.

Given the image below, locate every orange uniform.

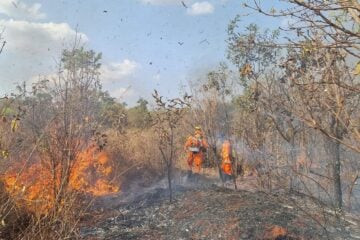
left=221, top=140, right=232, bottom=176
left=185, top=129, right=208, bottom=174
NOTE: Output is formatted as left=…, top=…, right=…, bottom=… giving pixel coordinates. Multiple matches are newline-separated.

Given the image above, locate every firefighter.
left=221, top=140, right=233, bottom=183
left=184, top=126, right=209, bottom=178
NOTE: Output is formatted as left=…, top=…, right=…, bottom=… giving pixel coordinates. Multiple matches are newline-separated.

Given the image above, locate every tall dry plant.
left=152, top=90, right=191, bottom=202
left=0, top=42, right=109, bottom=239
left=228, top=0, right=360, bottom=210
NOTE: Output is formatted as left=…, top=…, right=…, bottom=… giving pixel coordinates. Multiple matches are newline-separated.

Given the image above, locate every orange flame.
left=3, top=161, right=58, bottom=213
left=2, top=145, right=119, bottom=213
left=69, top=146, right=119, bottom=196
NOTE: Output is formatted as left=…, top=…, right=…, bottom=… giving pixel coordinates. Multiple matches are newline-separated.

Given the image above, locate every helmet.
left=194, top=126, right=203, bottom=137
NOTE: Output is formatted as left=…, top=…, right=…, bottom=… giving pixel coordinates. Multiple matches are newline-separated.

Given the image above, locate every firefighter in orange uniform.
left=221, top=140, right=233, bottom=182
left=184, top=126, right=209, bottom=176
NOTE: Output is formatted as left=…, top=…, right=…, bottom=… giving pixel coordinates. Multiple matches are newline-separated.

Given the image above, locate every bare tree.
left=152, top=90, right=191, bottom=202
left=244, top=0, right=360, bottom=58
left=228, top=0, right=360, bottom=209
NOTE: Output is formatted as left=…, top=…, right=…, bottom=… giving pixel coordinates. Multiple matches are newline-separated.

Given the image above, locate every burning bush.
left=69, top=145, right=119, bottom=196
left=0, top=144, right=120, bottom=239
left=2, top=145, right=119, bottom=214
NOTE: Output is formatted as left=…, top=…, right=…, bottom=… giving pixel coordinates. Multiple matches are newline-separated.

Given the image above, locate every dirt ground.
left=80, top=171, right=360, bottom=240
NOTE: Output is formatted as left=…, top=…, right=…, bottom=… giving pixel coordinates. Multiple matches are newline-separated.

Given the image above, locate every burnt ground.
left=80, top=173, right=360, bottom=240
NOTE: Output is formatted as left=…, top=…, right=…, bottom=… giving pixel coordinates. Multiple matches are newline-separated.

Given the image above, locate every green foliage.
left=62, top=47, right=102, bottom=72
left=60, top=47, right=102, bottom=94
left=232, top=87, right=257, bottom=112
left=127, top=98, right=152, bottom=129
left=227, top=21, right=280, bottom=88
left=203, top=63, right=232, bottom=97
left=100, top=92, right=128, bottom=133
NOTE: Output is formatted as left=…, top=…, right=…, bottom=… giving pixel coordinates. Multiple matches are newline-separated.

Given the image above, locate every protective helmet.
left=194, top=126, right=203, bottom=136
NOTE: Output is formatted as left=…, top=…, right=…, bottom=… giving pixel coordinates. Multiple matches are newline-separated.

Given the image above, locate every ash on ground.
left=80, top=174, right=360, bottom=240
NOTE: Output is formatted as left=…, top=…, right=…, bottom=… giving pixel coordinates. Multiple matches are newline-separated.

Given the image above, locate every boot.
left=193, top=173, right=200, bottom=183
left=187, top=170, right=193, bottom=182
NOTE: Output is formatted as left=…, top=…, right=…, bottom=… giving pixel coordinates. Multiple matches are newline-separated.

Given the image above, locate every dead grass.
left=0, top=185, right=83, bottom=239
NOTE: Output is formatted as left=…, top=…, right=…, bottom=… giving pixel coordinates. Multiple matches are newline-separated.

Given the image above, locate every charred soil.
left=80, top=175, right=360, bottom=240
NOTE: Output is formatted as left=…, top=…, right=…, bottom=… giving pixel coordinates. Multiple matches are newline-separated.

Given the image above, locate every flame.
left=1, top=145, right=119, bottom=213
left=2, top=162, right=57, bottom=213
left=69, top=146, right=119, bottom=196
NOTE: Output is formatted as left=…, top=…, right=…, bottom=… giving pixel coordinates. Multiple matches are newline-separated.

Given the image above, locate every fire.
left=1, top=145, right=119, bottom=213
left=3, top=162, right=57, bottom=213
left=69, top=146, right=119, bottom=196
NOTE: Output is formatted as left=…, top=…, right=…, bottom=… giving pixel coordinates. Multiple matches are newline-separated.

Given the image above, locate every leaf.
left=11, top=119, right=19, bottom=132
left=353, top=62, right=360, bottom=75
left=1, top=150, right=9, bottom=159
left=2, top=107, right=15, bottom=116
left=240, top=64, right=252, bottom=77
left=270, top=7, right=276, bottom=15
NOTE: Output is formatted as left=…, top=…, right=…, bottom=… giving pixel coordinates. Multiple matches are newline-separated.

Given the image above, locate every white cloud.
left=0, top=0, right=46, bottom=20
left=101, top=60, right=138, bottom=83
left=142, top=0, right=187, bottom=5
left=0, top=19, right=88, bottom=93
left=141, top=0, right=215, bottom=16
left=187, top=1, right=214, bottom=15
left=0, top=19, right=88, bottom=54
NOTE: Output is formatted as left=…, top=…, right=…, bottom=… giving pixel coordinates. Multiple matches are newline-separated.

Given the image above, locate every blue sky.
left=0, top=0, right=285, bottom=106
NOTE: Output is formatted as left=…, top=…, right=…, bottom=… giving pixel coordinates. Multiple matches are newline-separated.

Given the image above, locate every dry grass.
left=0, top=127, right=169, bottom=239
left=0, top=184, right=83, bottom=239
left=106, top=129, right=163, bottom=172
left=105, top=128, right=189, bottom=191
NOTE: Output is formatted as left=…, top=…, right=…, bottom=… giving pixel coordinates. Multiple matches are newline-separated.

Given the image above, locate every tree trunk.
left=289, top=139, right=296, bottom=192
left=232, top=152, right=238, bottom=190
left=212, top=145, right=223, bottom=182
left=167, top=162, right=172, bottom=203
left=325, top=136, right=342, bottom=209
left=331, top=139, right=342, bottom=209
